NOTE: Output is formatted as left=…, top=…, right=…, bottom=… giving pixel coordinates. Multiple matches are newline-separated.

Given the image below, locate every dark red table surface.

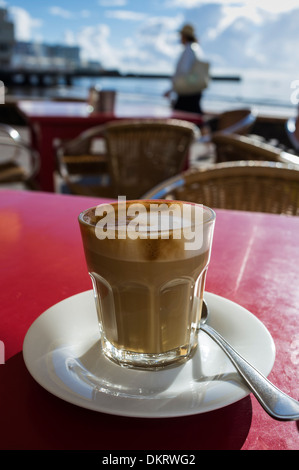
left=0, top=189, right=298, bottom=450
left=17, top=100, right=203, bottom=193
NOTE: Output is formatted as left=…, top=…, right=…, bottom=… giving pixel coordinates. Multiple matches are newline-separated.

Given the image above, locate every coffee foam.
left=79, top=201, right=214, bottom=261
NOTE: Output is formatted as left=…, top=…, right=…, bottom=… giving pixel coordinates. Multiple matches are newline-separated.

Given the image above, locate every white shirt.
left=174, top=42, right=204, bottom=78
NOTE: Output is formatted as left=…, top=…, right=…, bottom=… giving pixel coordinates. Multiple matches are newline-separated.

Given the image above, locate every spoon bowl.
left=200, top=299, right=299, bottom=421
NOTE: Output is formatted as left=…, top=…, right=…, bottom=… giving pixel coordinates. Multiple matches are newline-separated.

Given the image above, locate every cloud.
left=48, top=7, right=91, bottom=21
left=80, top=10, right=91, bottom=19
left=195, top=4, right=299, bottom=73
left=73, top=13, right=184, bottom=74
left=10, top=6, right=43, bottom=42
left=76, top=24, right=120, bottom=69
left=205, top=4, right=265, bottom=41
left=49, top=6, right=73, bottom=19
left=98, top=0, right=127, bottom=6
left=75, top=22, right=144, bottom=71
left=137, top=15, right=184, bottom=58
left=105, top=10, right=148, bottom=21
left=64, top=30, right=76, bottom=46
left=115, top=14, right=184, bottom=73
left=165, top=0, right=299, bottom=14
left=9, top=0, right=299, bottom=76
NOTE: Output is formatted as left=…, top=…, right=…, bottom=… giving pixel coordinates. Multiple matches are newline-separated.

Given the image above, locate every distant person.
left=164, top=24, right=207, bottom=114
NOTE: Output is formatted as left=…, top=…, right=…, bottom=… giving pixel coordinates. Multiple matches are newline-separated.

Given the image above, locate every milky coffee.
left=79, top=200, right=215, bottom=368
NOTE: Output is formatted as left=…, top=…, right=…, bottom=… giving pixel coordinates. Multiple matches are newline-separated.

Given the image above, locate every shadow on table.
left=0, top=352, right=252, bottom=450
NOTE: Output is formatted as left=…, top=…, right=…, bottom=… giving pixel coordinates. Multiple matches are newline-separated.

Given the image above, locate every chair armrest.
left=0, top=123, right=40, bottom=177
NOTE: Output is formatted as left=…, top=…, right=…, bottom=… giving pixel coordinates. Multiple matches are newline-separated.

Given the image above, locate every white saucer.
left=23, top=290, right=275, bottom=418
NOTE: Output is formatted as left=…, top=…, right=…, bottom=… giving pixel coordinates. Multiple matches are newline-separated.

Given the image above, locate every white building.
left=13, top=41, right=81, bottom=70
left=0, top=8, right=14, bottom=67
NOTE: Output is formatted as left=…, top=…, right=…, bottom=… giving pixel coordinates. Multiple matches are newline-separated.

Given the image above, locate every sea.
left=6, top=68, right=299, bottom=118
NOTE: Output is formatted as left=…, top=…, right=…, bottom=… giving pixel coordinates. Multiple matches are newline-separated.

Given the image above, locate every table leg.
left=31, top=123, right=56, bottom=192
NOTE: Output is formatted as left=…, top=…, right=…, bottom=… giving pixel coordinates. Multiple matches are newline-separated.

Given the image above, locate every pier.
left=0, top=67, right=241, bottom=88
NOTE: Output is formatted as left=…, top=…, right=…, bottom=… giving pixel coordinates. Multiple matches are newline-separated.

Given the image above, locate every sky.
left=1, top=0, right=299, bottom=76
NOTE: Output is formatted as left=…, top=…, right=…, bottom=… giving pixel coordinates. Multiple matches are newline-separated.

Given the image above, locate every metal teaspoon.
left=200, top=300, right=299, bottom=421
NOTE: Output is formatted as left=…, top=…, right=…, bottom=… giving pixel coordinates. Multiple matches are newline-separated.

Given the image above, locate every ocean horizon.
left=6, top=68, right=299, bottom=118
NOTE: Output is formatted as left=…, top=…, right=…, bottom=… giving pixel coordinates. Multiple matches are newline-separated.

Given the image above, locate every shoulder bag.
left=173, top=59, right=210, bottom=95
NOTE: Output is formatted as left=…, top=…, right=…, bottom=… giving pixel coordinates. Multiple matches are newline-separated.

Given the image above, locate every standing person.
left=165, top=24, right=206, bottom=114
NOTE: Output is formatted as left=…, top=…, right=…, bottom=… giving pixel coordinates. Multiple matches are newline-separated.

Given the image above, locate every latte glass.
left=78, top=199, right=215, bottom=369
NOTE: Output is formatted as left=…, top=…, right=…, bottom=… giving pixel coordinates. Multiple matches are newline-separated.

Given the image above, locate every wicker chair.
left=211, top=133, right=299, bottom=166
left=285, top=117, right=299, bottom=152
left=57, top=119, right=199, bottom=198
left=201, top=108, right=257, bottom=143
left=143, top=160, right=299, bottom=216
left=56, top=124, right=112, bottom=197
left=0, top=123, right=40, bottom=189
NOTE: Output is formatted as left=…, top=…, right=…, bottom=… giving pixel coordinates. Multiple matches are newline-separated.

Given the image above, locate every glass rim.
left=78, top=199, right=216, bottom=227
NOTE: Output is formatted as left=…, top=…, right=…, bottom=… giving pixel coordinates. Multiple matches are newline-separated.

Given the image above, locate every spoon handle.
left=201, top=323, right=299, bottom=421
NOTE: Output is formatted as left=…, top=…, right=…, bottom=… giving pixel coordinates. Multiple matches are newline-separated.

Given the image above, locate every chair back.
left=212, top=133, right=283, bottom=163
left=212, top=133, right=299, bottom=168
left=0, top=123, right=40, bottom=189
left=143, top=160, right=299, bottom=216
left=56, top=124, right=112, bottom=197
left=200, top=108, right=257, bottom=144
left=103, top=119, right=199, bottom=199
left=217, top=108, right=257, bottom=135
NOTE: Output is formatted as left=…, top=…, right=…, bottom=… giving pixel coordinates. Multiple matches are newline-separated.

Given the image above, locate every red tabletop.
left=17, top=100, right=203, bottom=193
left=0, top=189, right=298, bottom=450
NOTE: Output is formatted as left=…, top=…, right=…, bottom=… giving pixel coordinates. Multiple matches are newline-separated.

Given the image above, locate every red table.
left=17, top=100, right=203, bottom=193
left=0, top=189, right=298, bottom=450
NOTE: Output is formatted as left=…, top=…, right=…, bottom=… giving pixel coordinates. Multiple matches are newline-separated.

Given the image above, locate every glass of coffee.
left=78, top=198, right=215, bottom=369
